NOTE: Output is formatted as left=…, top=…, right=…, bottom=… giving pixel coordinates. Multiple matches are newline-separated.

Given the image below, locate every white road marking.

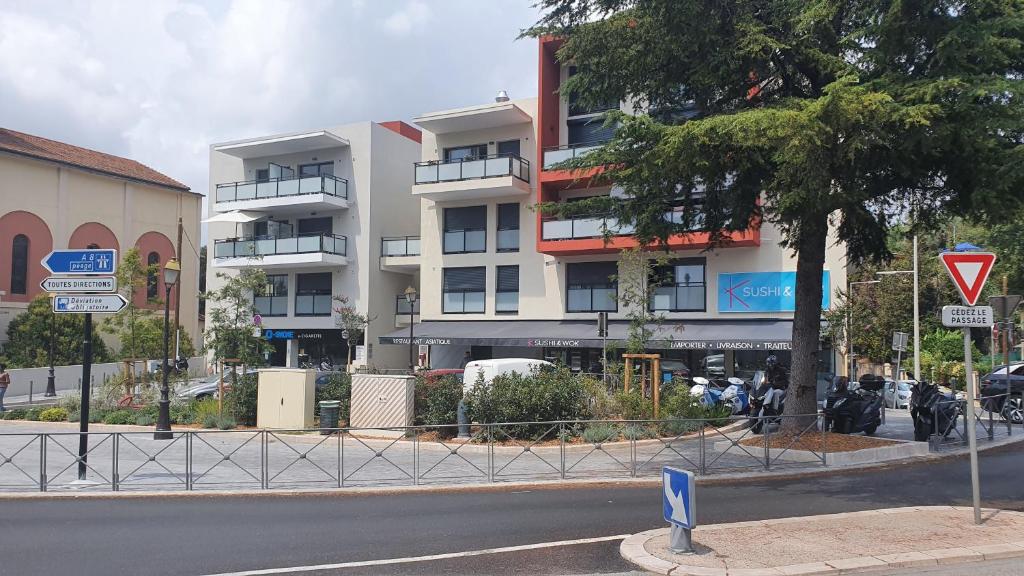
left=198, top=534, right=631, bottom=576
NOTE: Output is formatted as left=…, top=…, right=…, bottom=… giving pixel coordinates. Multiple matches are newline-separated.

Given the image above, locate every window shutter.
left=444, top=206, right=487, bottom=231
left=444, top=267, right=486, bottom=291
left=496, top=266, right=519, bottom=292
left=497, top=204, right=519, bottom=230
left=567, top=262, right=617, bottom=286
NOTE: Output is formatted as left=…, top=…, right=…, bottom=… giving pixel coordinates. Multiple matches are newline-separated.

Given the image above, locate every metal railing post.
left=559, top=422, right=565, bottom=480
left=340, top=430, right=346, bottom=488
left=186, top=432, right=193, bottom=491
left=487, top=425, right=494, bottom=483
left=988, top=401, right=994, bottom=440
left=39, top=434, right=47, bottom=492
left=336, top=430, right=342, bottom=489
left=112, top=433, right=119, bottom=492
left=630, top=423, right=637, bottom=478
left=821, top=414, right=828, bottom=466
left=261, top=431, right=268, bottom=490
left=413, top=428, right=420, bottom=486
left=764, top=422, right=771, bottom=470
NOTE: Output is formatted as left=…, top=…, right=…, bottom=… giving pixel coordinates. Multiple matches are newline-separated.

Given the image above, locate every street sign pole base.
left=669, top=525, right=695, bottom=555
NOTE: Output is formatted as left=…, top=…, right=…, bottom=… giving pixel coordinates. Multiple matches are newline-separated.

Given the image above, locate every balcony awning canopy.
left=213, top=130, right=349, bottom=159
left=202, top=210, right=263, bottom=224
left=414, top=102, right=532, bottom=135
left=380, top=319, right=797, bottom=350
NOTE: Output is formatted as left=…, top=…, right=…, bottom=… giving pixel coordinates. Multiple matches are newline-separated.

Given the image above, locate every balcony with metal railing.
left=412, top=154, right=531, bottom=201
left=214, top=174, right=349, bottom=213
left=379, top=236, right=420, bottom=274
left=394, top=295, right=421, bottom=326
left=213, top=233, right=348, bottom=269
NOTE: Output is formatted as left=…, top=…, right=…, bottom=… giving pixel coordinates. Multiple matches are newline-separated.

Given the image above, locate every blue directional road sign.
left=53, top=294, right=128, bottom=314
left=663, top=466, right=696, bottom=529
left=41, top=249, right=117, bottom=275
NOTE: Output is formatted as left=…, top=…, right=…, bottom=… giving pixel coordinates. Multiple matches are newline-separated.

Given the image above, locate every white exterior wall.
left=206, top=122, right=420, bottom=369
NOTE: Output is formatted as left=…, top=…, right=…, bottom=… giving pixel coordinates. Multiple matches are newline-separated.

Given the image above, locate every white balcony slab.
left=380, top=254, right=420, bottom=274
left=414, top=102, right=531, bottom=134
left=214, top=252, right=348, bottom=270
left=215, top=193, right=349, bottom=214
left=213, top=130, right=348, bottom=159
left=412, top=175, right=530, bottom=201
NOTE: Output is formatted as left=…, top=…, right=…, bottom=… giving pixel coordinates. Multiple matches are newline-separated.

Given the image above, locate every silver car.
left=883, top=380, right=915, bottom=409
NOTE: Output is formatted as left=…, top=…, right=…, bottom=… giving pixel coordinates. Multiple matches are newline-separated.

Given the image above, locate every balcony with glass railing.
left=379, top=236, right=420, bottom=274
left=214, top=174, right=349, bottom=213
left=213, top=233, right=348, bottom=269
left=412, top=154, right=531, bottom=201
left=542, top=141, right=607, bottom=170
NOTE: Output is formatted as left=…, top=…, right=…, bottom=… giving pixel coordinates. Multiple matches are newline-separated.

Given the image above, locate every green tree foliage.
left=102, top=247, right=158, bottom=360
left=332, top=295, right=372, bottom=367
left=1, top=295, right=113, bottom=368
left=525, top=1, right=1024, bottom=424
left=109, top=315, right=196, bottom=361
left=204, top=269, right=272, bottom=368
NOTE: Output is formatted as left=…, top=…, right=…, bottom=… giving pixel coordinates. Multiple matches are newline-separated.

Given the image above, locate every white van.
left=462, top=358, right=554, bottom=391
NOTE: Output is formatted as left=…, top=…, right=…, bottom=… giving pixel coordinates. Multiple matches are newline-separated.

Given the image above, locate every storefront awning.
left=379, top=319, right=797, bottom=351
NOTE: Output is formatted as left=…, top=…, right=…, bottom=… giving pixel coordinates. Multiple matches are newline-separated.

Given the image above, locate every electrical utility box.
left=350, top=374, right=415, bottom=430
left=257, top=368, right=315, bottom=429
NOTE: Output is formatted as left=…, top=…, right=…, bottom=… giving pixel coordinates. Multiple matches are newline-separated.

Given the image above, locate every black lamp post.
left=404, top=286, right=417, bottom=372
left=155, top=258, right=180, bottom=440
left=45, top=292, right=56, bottom=397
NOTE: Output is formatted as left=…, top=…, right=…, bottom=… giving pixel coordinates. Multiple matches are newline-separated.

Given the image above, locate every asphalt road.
left=0, top=442, right=1021, bottom=576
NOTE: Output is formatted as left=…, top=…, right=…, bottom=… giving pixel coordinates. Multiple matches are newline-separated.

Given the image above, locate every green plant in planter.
left=582, top=422, right=620, bottom=444
left=101, top=410, right=136, bottom=425
left=414, top=374, right=463, bottom=437
left=134, top=413, right=155, bottom=426
left=25, top=407, right=44, bottom=421
left=39, top=407, right=69, bottom=422
left=2, top=409, right=27, bottom=420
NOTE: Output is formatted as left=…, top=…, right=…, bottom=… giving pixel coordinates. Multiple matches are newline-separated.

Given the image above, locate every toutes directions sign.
left=40, top=276, right=117, bottom=293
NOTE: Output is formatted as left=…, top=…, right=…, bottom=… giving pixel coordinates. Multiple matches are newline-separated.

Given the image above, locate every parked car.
left=883, top=379, right=916, bottom=409
left=176, top=369, right=258, bottom=401
left=462, top=359, right=553, bottom=391
left=980, top=363, right=1024, bottom=424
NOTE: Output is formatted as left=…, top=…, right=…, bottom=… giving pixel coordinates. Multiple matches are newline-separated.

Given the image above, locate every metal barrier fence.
left=929, top=393, right=1020, bottom=451
left=0, top=414, right=829, bottom=493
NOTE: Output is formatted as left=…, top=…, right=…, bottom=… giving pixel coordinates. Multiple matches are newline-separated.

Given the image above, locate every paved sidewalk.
left=621, top=506, right=1024, bottom=575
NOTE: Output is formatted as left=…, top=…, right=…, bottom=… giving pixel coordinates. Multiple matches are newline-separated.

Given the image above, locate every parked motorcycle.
left=749, top=371, right=786, bottom=434
left=823, top=375, right=884, bottom=435
left=690, top=376, right=750, bottom=415
left=909, top=381, right=960, bottom=442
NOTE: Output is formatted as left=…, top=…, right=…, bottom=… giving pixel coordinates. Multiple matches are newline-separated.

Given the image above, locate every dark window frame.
left=255, top=274, right=289, bottom=317
left=442, top=266, right=486, bottom=314
left=566, top=262, right=619, bottom=313
left=298, top=161, right=334, bottom=177
left=295, top=272, right=332, bottom=317
left=496, top=203, right=520, bottom=253
left=495, top=265, right=519, bottom=314
left=443, top=143, right=488, bottom=162
left=649, top=258, right=707, bottom=312
left=10, top=234, right=28, bottom=295
left=443, top=206, right=487, bottom=254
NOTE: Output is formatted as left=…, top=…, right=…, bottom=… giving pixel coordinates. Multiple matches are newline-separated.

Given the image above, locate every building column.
left=286, top=338, right=299, bottom=368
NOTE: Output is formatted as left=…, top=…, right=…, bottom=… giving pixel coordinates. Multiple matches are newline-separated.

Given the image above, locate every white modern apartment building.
left=377, top=37, right=847, bottom=382
left=207, top=121, right=421, bottom=369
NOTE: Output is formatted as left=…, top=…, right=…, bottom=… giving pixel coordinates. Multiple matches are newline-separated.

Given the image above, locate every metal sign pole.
left=78, top=312, right=93, bottom=480
left=962, top=326, right=981, bottom=524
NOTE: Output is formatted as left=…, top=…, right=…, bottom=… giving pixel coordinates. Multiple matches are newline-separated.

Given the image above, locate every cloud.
left=382, top=1, right=432, bottom=36
left=0, top=0, right=539, bottom=218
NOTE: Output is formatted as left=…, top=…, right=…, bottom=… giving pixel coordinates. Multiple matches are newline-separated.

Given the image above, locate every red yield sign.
left=939, top=251, right=996, bottom=306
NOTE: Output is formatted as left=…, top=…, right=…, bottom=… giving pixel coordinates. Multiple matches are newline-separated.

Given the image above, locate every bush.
left=225, top=374, right=257, bottom=426
left=2, top=409, right=27, bottom=420
left=191, top=398, right=221, bottom=426
left=25, top=407, right=43, bottom=421
left=463, top=365, right=592, bottom=438
left=68, top=410, right=80, bottom=423
left=170, top=401, right=195, bottom=425
left=202, top=413, right=236, bottom=430
left=414, top=374, right=463, bottom=436
left=582, top=422, right=620, bottom=444
left=134, top=413, right=155, bottom=426
left=39, top=407, right=69, bottom=422
left=615, top=388, right=655, bottom=420
left=88, top=409, right=107, bottom=424
left=315, top=373, right=351, bottom=422
left=101, top=410, right=136, bottom=425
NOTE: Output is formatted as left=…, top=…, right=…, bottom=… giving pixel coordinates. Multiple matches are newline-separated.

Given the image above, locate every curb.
left=619, top=507, right=1024, bottom=575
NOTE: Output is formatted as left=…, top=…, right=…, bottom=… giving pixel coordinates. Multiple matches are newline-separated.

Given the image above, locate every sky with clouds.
left=0, top=0, right=541, bottom=201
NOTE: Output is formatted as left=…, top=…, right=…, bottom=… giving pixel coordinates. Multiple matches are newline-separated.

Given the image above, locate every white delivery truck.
left=462, top=358, right=554, bottom=391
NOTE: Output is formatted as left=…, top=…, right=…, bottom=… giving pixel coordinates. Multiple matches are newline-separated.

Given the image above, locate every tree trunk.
left=781, top=214, right=829, bottom=433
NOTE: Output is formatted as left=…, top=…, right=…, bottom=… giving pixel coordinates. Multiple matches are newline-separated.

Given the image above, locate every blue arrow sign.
left=41, top=249, right=117, bottom=275
left=663, top=466, right=696, bottom=529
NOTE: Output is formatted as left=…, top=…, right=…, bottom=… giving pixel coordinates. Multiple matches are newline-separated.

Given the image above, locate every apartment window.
left=650, top=259, right=706, bottom=312
left=253, top=220, right=293, bottom=238
left=443, top=206, right=486, bottom=254
left=443, top=267, right=486, bottom=314
left=568, top=117, right=616, bottom=147
left=255, top=168, right=270, bottom=182
left=566, top=262, right=618, bottom=312
left=497, top=139, right=521, bottom=157
left=10, top=234, right=28, bottom=295
left=295, top=272, right=332, bottom=316
left=444, top=144, right=488, bottom=162
left=497, top=203, right=520, bottom=252
left=496, top=265, right=519, bottom=314
left=255, top=274, right=289, bottom=317
left=299, top=161, right=334, bottom=177
left=297, top=217, right=332, bottom=235
left=147, top=251, right=160, bottom=300
left=567, top=66, right=619, bottom=117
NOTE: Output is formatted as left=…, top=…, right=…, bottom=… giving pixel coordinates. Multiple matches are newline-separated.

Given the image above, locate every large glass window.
left=443, top=267, right=486, bottom=314
left=497, top=139, right=521, bottom=157
left=10, top=234, right=28, bottom=295
left=651, top=259, right=706, bottom=312
left=568, top=117, right=616, bottom=147
left=497, top=203, right=519, bottom=252
left=566, top=262, right=618, bottom=312
left=496, top=265, right=519, bottom=314
left=444, top=144, right=488, bottom=162
left=298, top=161, right=334, bottom=177
left=147, top=251, right=160, bottom=300
left=255, top=274, right=288, bottom=317
left=297, top=217, right=332, bottom=235
left=443, top=206, right=486, bottom=254
left=295, top=272, right=332, bottom=316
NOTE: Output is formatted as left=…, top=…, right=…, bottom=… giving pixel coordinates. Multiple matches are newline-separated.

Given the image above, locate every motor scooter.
left=910, top=381, right=960, bottom=441
left=823, top=375, right=884, bottom=435
left=748, top=371, right=786, bottom=434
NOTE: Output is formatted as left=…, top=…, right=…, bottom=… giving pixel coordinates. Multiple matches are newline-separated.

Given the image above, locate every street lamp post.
left=877, top=235, right=921, bottom=381
left=46, top=292, right=57, bottom=397
left=155, top=258, right=180, bottom=440
left=404, top=286, right=418, bottom=372
left=849, top=280, right=880, bottom=380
